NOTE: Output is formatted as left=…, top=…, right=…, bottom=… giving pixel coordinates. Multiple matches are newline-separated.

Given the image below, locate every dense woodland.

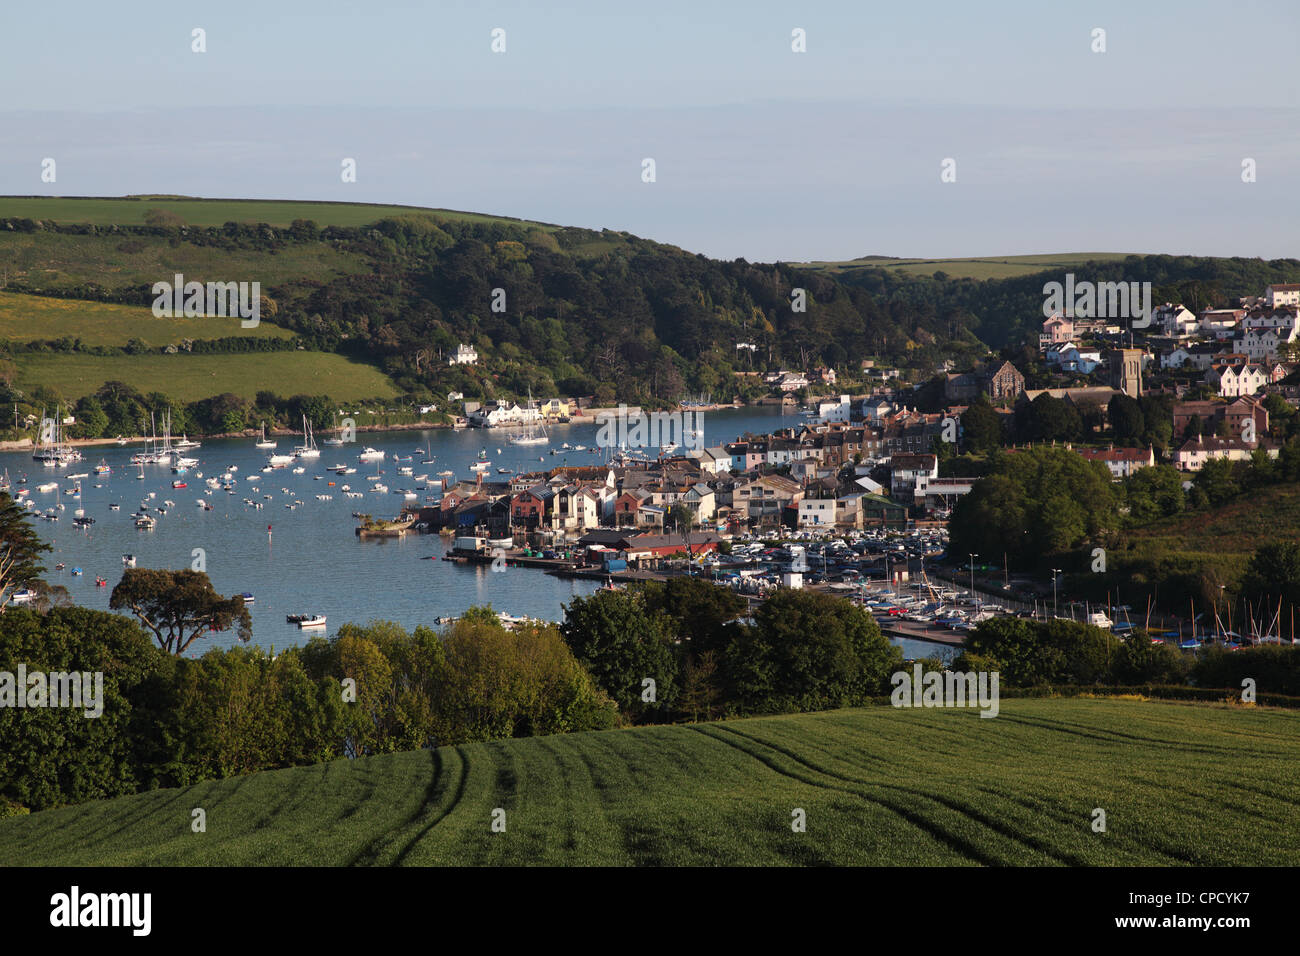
left=5, top=215, right=1297, bottom=418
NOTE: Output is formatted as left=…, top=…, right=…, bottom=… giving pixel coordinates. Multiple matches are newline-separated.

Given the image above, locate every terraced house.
left=733, top=473, right=803, bottom=524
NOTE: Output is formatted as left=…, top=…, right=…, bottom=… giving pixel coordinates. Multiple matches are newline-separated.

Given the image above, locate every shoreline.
left=0, top=420, right=455, bottom=452
left=0, top=403, right=778, bottom=452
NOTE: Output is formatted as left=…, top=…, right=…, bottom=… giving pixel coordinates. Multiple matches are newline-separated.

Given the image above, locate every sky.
left=1, top=0, right=1296, bottom=262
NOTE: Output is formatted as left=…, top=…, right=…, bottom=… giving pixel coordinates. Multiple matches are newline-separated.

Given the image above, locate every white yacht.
left=293, top=415, right=321, bottom=459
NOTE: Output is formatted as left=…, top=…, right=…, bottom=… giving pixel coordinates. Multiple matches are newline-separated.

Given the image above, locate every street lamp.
left=1051, top=568, right=1062, bottom=618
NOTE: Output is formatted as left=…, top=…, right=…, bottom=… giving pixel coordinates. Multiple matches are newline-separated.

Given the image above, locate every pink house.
left=1040, top=313, right=1074, bottom=346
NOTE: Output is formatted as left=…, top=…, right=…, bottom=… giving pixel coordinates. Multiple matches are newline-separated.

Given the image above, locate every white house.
left=888, top=453, right=938, bottom=501
left=1265, top=284, right=1300, bottom=308
left=1056, top=344, right=1102, bottom=374
left=1198, top=309, right=1244, bottom=335
left=797, top=497, right=836, bottom=527
left=1153, top=303, right=1199, bottom=338
left=449, top=343, right=479, bottom=366
left=816, top=394, right=853, bottom=423
left=1233, top=328, right=1284, bottom=362
left=467, top=402, right=541, bottom=427
left=691, top=446, right=733, bottom=475
left=1241, top=306, right=1298, bottom=336
left=1206, top=361, right=1269, bottom=397
left=1173, top=435, right=1275, bottom=472
left=1077, top=445, right=1155, bottom=480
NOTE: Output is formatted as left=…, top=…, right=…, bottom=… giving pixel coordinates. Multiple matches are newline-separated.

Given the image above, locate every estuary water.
left=4, top=406, right=790, bottom=655
left=5, top=404, right=953, bottom=661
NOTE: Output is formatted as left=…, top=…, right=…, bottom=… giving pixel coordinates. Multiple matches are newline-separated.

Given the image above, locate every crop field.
left=0, top=293, right=294, bottom=346
left=2, top=698, right=1294, bottom=866
left=0, top=196, right=556, bottom=231
left=0, top=228, right=368, bottom=293
left=797, top=252, right=1136, bottom=280
left=14, top=352, right=400, bottom=403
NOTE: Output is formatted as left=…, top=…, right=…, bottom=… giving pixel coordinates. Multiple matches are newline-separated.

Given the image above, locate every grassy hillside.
left=15, top=352, right=399, bottom=403
left=0, top=227, right=368, bottom=293
left=0, top=292, right=294, bottom=346
left=1130, top=483, right=1300, bottom=554
left=1100, top=483, right=1300, bottom=592
left=798, top=252, right=1136, bottom=280
left=0, top=196, right=556, bottom=231
left=2, top=698, right=1294, bottom=866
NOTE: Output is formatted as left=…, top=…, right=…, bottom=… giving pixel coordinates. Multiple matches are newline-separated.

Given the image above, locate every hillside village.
left=411, top=281, right=1300, bottom=565
left=1016, top=281, right=1300, bottom=470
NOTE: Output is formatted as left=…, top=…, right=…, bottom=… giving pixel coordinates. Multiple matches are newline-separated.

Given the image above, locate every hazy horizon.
left=2, top=0, right=1296, bottom=262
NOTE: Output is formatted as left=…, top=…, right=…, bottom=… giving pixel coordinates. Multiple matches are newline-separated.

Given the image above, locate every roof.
left=1078, top=447, right=1151, bottom=463
left=1176, top=436, right=1257, bottom=453
left=621, top=532, right=722, bottom=550
left=889, top=453, right=937, bottom=469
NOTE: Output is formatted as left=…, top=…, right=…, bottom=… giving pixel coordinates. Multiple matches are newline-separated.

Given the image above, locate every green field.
left=797, top=252, right=1136, bottom=280
left=0, top=196, right=556, bottom=231
left=0, top=292, right=294, bottom=346
left=14, top=352, right=400, bottom=403
left=2, top=699, right=1294, bottom=866
left=0, top=228, right=369, bottom=293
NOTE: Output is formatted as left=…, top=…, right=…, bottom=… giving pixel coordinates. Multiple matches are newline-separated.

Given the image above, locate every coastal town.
left=410, top=282, right=1298, bottom=546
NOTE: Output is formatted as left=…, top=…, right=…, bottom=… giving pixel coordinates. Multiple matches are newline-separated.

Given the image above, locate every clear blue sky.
left=2, top=0, right=1296, bottom=260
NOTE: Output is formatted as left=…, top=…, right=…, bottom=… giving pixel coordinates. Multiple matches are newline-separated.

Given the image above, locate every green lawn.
left=797, top=252, right=1137, bottom=280
left=3, top=698, right=1294, bottom=866
left=15, top=352, right=400, bottom=403
left=0, top=292, right=294, bottom=346
left=0, top=196, right=556, bottom=230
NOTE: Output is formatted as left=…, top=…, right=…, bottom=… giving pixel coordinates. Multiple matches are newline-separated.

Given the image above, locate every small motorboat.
left=287, top=613, right=326, bottom=628
left=122, top=554, right=136, bottom=567
left=240, top=592, right=255, bottom=604
left=172, top=480, right=187, bottom=488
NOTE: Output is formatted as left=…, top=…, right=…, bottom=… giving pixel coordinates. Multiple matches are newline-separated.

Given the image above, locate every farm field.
left=0, top=292, right=294, bottom=346
left=797, top=252, right=1136, bottom=280
left=0, top=228, right=368, bottom=293
left=0, top=196, right=556, bottom=231
left=14, top=352, right=400, bottom=403
left=2, top=698, right=1294, bottom=866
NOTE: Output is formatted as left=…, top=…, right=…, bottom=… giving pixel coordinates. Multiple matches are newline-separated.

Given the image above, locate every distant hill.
left=796, top=252, right=1137, bottom=281
left=1, top=197, right=1295, bottom=418
left=0, top=195, right=558, bottom=231
left=0, top=698, right=1293, bottom=866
